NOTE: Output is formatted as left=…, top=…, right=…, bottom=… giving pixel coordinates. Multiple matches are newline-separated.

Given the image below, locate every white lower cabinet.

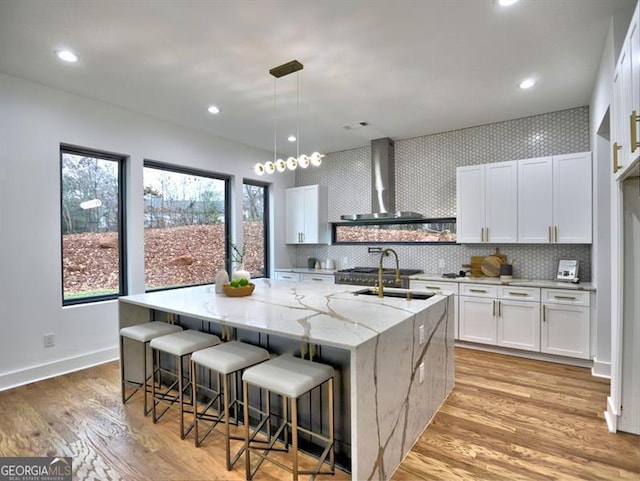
left=459, top=296, right=497, bottom=345
left=274, top=271, right=300, bottom=281
left=300, top=273, right=334, bottom=284
left=497, top=299, right=540, bottom=351
left=541, top=288, right=590, bottom=359
left=410, top=280, right=459, bottom=339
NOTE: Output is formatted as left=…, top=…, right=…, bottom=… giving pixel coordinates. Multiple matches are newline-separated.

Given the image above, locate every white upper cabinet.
left=612, top=1, right=640, bottom=179
left=285, top=184, right=328, bottom=244
left=456, top=160, right=518, bottom=243
left=517, top=157, right=553, bottom=243
left=518, top=153, right=592, bottom=244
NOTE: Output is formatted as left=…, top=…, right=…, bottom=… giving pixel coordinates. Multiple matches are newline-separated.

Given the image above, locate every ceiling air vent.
left=342, top=121, right=369, bottom=130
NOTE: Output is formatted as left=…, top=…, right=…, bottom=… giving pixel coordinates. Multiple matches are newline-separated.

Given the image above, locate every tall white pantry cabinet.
left=608, top=0, right=640, bottom=436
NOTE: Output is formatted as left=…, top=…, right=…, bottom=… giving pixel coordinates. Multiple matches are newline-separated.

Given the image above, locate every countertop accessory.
left=499, top=263, right=513, bottom=281
left=307, top=257, right=317, bottom=269
left=223, top=283, right=255, bottom=297
left=214, top=264, right=230, bottom=294
left=481, top=256, right=502, bottom=277
left=557, top=259, right=579, bottom=283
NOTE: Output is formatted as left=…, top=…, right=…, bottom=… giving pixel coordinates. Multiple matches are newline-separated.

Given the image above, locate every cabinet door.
left=456, top=165, right=485, bottom=243
left=518, top=157, right=553, bottom=243
left=613, top=63, right=626, bottom=176
left=301, top=185, right=319, bottom=244
left=541, top=304, right=590, bottom=359
left=629, top=11, right=639, bottom=161
left=497, top=299, right=540, bottom=351
left=458, top=296, right=496, bottom=345
left=285, top=188, right=305, bottom=244
left=485, top=160, right=518, bottom=243
left=553, top=152, right=592, bottom=243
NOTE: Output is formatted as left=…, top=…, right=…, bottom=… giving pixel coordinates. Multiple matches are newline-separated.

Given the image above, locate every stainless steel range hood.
left=340, top=137, right=423, bottom=221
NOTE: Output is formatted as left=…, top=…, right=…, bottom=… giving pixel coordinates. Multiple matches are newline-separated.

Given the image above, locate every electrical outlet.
left=419, top=362, right=425, bottom=384
left=419, top=324, right=425, bottom=345
left=44, top=333, right=55, bottom=348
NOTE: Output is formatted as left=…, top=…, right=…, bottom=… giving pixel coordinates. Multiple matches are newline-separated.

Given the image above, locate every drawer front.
left=274, top=271, right=300, bottom=281
left=300, top=273, right=334, bottom=284
left=460, top=283, right=498, bottom=298
left=541, top=289, right=590, bottom=306
left=411, top=280, right=459, bottom=294
left=498, top=286, right=540, bottom=302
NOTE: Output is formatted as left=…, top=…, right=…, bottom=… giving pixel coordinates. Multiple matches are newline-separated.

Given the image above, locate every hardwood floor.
left=394, top=348, right=640, bottom=481
left=0, top=348, right=638, bottom=480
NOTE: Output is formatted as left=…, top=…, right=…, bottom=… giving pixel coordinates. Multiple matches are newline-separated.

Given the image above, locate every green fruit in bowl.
left=229, top=280, right=240, bottom=288
left=238, top=278, right=249, bottom=287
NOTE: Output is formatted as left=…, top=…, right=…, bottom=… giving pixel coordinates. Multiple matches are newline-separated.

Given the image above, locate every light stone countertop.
left=410, top=273, right=596, bottom=291
left=119, top=278, right=448, bottom=350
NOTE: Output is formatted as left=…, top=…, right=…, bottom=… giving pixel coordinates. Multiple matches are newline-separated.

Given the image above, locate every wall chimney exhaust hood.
left=340, top=137, right=423, bottom=221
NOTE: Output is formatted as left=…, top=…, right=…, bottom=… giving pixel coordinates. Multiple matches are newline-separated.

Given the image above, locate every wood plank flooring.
left=0, top=348, right=638, bottom=480
left=393, top=348, right=640, bottom=481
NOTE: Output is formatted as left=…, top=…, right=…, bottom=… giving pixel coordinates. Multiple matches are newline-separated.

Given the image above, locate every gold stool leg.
left=291, top=395, right=298, bottom=481
left=223, top=373, right=231, bottom=470
left=243, top=381, right=251, bottom=480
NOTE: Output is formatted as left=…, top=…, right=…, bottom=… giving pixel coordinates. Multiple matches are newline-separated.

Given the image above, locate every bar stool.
left=119, top=321, right=183, bottom=415
left=190, top=341, right=270, bottom=470
left=149, top=329, right=220, bottom=438
left=242, top=355, right=335, bottom=481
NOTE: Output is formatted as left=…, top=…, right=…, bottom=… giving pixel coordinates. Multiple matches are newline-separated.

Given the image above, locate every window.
left=60, top=145, right=126, bottom=304
left=143, top=161, right=230, bottom=290
left=242, top=181, right=269, bottom=278
left=332, top=218, right=457, bottom=244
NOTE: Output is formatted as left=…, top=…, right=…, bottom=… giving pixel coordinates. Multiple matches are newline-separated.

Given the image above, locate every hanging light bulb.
left=298, top=154, right=310, bottom=168
left=264, top=161, right=276, bottom=174
left=276, top=158, right=287, bottom=172
left=310, top=152, right=324, bottom=167
left=254, top=163, right=265, bottom=176
left=286, top=156, right=298, bottom=170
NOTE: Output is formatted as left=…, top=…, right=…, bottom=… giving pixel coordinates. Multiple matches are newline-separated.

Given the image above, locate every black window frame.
left=331, top=217, right=457, bottom=245
left=60, top=144, right=127, bottom=306
left=143, top=160, right=231, bottom=292
left=242, top=179, right=270, bottom=278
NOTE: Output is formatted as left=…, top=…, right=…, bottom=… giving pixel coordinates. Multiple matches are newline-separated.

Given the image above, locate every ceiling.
left=0, top=0, right=635, bottom=157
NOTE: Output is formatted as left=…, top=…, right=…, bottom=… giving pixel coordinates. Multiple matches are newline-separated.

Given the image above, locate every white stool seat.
left=243, top=355, right=334, bottom=398
left=120, top=321, right=182, bottom=343
left=192, top=341, right=270, bottom=375
left=150, top=329, right=220, bottom=356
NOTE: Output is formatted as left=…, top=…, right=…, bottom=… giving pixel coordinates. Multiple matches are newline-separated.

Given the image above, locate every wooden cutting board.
left=471, top=248, right=507, bottom=277
left=481, top=256, right=502, bottom=277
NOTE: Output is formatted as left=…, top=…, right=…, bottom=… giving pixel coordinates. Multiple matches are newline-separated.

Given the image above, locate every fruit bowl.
left=222, top=283, right=255, bottom=297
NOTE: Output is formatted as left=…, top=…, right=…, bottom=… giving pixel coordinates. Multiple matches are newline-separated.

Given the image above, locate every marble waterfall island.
left=119, top=279, right=455, bottom=480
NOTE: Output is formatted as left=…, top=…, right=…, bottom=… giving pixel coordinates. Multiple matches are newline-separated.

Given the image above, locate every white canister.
left=326, top=259, right=335, bottom=269
left=214, top=265, right=229, bottom=294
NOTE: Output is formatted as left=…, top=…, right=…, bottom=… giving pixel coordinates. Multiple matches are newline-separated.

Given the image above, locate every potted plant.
left=229, top=241, right=250, bottom=281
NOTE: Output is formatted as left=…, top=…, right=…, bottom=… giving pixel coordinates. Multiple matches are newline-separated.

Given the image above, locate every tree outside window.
left=143, top=162, right=229, bottom=291
left=60, top=146, right=125, bottom=304
left=242, top=181, right=268, bottom=278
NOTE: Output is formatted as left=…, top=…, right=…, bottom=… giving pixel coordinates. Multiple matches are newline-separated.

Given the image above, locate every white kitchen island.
left=119, top=279, right=454, bottom=480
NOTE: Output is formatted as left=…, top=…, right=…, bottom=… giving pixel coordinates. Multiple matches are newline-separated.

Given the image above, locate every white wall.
left=0, top=72, right=294, bottom=390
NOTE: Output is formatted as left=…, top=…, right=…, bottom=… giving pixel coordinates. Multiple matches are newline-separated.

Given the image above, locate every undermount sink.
left=352, top=287, right=434, bottom=300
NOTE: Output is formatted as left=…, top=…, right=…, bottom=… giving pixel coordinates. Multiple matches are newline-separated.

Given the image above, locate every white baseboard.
left=591, top=358, right=611, bottom=378
left=455, top=342, right=593, bottom=368
left=0, top=347, right=119, bottom=392
left=605, top=396, right=618, bottom=432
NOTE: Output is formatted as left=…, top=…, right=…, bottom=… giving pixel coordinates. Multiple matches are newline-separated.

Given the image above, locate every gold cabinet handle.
left=548, top=226, right=552, bottom=243
left=613, top=142, right=623, bottom=173
left=497, top=300, right=501, bottom=317
left=470, top=289, right=488, bottom=293
left=425, top=286, right=441, bottom=290
left=492, top=299, right=496, bottom=316
left=631, top=110, right=640, bottom=153
left=554, top=225, right=558, bottom=243
left=543, top=305, right=546, bottom=322
left=554, top=295, right=577, bottom=301
left=508, top=291, right=529, bottom=296
left=486, top=227, right=489, bottom=243
left=481, top=227, right=485, bottom=242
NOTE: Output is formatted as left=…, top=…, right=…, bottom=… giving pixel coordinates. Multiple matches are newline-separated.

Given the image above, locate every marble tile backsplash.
left=294, top=107, right=591, bottom=281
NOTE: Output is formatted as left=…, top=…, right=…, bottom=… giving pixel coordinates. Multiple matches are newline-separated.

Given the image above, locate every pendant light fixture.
left=254, top=60, right=324, bottom=176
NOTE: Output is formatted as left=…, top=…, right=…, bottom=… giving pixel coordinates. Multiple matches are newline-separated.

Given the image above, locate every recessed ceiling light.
left=287, top=135, right=296, bottom=142
left=498, top=0, right=519, bottom=6
left=207, top=105, right=220, bottom=114
left=54, top=49, right=78, bottom=62
left=519, top=78, right=536, bottom=89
